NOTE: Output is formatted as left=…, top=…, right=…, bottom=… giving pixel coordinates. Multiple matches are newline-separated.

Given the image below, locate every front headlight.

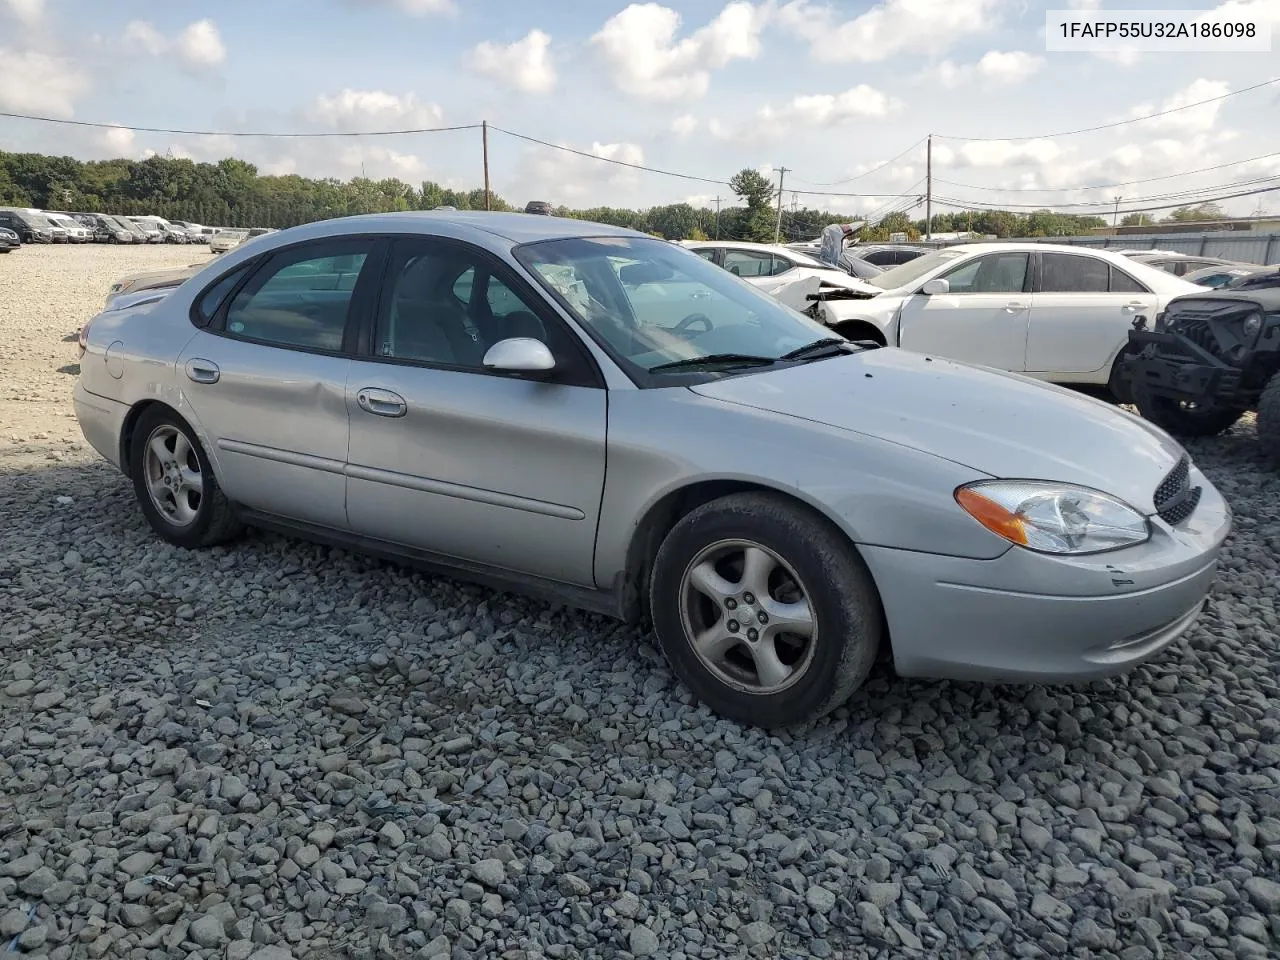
left=955, top=480, right=1150, bottom=555
left=1242, top=313, right=1261, bottom=338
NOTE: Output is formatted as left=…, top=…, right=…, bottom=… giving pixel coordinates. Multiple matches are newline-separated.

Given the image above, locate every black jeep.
left=1120, top=286, right=1280, bottom=463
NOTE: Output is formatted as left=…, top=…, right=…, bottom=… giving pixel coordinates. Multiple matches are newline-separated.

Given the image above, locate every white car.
left=814, top=242, right=1202, bottom=394
left=680, top=240, right=881, bottom=299
left=45, top=213, right=92, bottom=243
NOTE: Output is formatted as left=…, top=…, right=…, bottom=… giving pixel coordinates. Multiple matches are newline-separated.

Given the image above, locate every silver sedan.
left=73, top=212, right=1232, bottom=728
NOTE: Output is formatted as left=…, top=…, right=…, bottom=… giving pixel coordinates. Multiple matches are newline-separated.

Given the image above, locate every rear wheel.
left=649, top=492, right=882, bottom=729
left=1258, top=373, right=1280, bottom=466
left=1131, top=378, right=1245, bottom=438
left=129, top=407, right=242, bottom=549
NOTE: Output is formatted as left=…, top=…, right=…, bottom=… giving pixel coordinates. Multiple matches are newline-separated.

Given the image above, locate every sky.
left=1, top=0, right=1279, bottom=220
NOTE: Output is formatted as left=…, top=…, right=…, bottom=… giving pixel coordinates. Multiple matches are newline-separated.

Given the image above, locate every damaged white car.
left=808, top=242, right=1201, bottom=394
left=679, top=239, right=879, bottom=313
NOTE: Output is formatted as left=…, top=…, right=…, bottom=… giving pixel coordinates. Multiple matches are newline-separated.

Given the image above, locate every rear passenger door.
left=176, top=237, right=383, bottom=529
left=1024, top=252, right=1157, bottom=379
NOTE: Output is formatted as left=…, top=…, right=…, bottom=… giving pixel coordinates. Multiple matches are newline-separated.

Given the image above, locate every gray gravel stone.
left=0, top=286, right=1275, bottom=960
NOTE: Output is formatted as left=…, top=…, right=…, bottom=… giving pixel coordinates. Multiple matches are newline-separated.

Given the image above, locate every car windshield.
left=865, top=248, right=968, bottom=289
left=514, top=235, right=845, bottom=383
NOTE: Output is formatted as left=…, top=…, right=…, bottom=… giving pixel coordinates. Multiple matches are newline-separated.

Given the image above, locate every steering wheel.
left=675, top=312, right=713, bottom=334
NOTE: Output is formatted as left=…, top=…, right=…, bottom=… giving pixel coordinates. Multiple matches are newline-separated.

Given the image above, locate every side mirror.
left=482, top=337, right=556, bottom=375
left=920, top=278, right=949, bottom=295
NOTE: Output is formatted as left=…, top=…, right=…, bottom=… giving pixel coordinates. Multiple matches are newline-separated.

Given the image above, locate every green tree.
left=728, top=168, right=778, bottom=241
left=1165, top=203, right=1226, bottom=222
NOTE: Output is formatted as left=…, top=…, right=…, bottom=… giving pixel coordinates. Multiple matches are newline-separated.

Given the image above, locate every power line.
left=933, top=148, right=1280, bottom=193
left=933, top=183, right=1280, bottom=217
left=0, top=110, right=482, bottom=138
left=936, top=173, right=1280, bottom=210
left=488, top=125, right=729, bottom=186
left=933, top=77, right=1278, bottom=142
left=789, top=138, right=927, bottom=187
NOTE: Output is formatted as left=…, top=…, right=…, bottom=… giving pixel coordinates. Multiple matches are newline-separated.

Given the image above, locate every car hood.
left=689, top=348, right=1186, bottom=514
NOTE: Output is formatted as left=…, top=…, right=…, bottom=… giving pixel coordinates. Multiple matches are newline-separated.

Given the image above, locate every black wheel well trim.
left=830, top=319, right=887, bottom=345
left=119, top=400, right=199, bottom=473
left=617, top=477, right=889, bottom=639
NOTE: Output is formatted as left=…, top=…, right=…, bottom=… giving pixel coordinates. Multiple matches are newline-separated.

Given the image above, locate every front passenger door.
left=897, top=252, right=1031, bottom=372
left=344, top=237, right=608, bottom=587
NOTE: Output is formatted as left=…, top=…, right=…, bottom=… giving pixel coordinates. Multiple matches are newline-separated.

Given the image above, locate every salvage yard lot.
left=1, top=245, right=1279, bottom=959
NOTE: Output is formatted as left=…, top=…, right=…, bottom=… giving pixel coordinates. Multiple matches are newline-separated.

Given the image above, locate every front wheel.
left=1131, top=379, right=1245, bottom=438
left=129, top=407, right=242, bottom=549
left=1258, top=373, right=1280, bottom=466
left=649, top=492, right=883, bottom=729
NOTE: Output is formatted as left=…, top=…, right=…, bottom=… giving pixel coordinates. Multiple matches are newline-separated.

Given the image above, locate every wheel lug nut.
left=747, top=628, right=759, bottom=642
left=727, top=620, right=739, bottom=633
left=743, top=592, right=755, bottom=604
left=757, top=611, right=768, bottom=624
left=725, top=598, right=737, bottom=610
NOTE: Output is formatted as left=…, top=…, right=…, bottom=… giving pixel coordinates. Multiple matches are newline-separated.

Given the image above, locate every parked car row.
left=72, top=210, right=1233, bottom=729
left=0, top=206, right=279, bottom=249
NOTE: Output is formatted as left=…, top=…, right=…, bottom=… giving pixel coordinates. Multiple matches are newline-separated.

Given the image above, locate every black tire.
left=1107, top=345, right=1138, bottom=405
left=1258, top=373, right=1280, bottom=466
left=649, top=492, right=883, bottom=729
left=129, top=406, right=242, bottom=549
left=1130, top=378, right=1245, bottom=438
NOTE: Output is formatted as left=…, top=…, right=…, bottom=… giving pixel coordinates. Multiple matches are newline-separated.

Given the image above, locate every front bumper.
left=73, top=383, right=129, bottom=472
left=861, top=466, right=1232, bottom=683
left=1123, top=329, right=1245, bottom=404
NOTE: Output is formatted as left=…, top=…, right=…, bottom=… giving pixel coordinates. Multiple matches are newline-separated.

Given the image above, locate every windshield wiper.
left=648, top=353, right=779, bottom=374
left=780, top=337, right=856, bottom=362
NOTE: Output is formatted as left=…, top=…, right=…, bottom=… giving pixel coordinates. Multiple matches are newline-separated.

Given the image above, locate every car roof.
left=1169, top=285, right=1280, bottom=309
left=284, top=211, right=649, bottom=246
left=1184, top=264, right=1267, bottom=281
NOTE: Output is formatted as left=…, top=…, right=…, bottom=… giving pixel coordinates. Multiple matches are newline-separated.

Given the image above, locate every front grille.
left=1153, top=454, right=1201, bottom=526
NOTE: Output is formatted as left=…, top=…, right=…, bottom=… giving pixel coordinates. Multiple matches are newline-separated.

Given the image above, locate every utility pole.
left=713, top=196, right=723, bottom=239
left=774, top=166, right=790, bottom=244
left=482, top=121, right=491, bottom=211
left=925, top=135, right=933, bottom=241
left=1113, top=195, right=1121, bottom=227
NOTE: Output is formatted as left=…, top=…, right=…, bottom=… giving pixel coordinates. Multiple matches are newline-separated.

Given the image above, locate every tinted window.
left=223, top=244, right=370, bottom=350
left=694, top=248, right=718, bottom=262
left=940, top=253, right=1028, bottom=294
left=1041, top=253, right=1110, bottom=293
left=375, top=240, right=553, bottom=372
left=1110, top=266, right=1147, bottom=293
left=193, top=263, right=253, bottom=326
left=723, top=249, right=775, bottom=278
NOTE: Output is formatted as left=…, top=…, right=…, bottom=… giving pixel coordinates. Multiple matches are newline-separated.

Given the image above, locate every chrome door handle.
left=1005, top=302, right=1027, bottom=312
left=185, top=359, right=220, bottom=384
left=691, top=290, right=712, bottom=299
left=356, top=388, right=407, bottom=418
left=1122, top=302, right=1146, bottom=311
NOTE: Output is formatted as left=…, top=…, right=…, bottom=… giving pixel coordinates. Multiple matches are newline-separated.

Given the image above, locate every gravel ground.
left=1, top=244, right=1279, bottom=960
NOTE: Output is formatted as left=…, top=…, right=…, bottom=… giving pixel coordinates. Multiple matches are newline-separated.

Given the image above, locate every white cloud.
left=469, top=29, right=556, bottom=93
left=1203, top=0, right=1280, bottom=28
left=124, top=18, right=227, bottom=69
left=590, top=1, right=769, bottom=101
left=98, top=124, right=136, bottom=154
left=338, top=144, right=427, bottom=180
left=4, top=0, right=44, bottom=26
left=933, top=51, right=1044, bottom=87
left=1126, top=78, right=1230, bottom=135
left=349, top=0, right=456, bottom=15
left=307, top=89, right=443, bottom=129
left=176, top=19, right=227, bottom=68
left=0, top=48, right=88, bottom=116
left=948, top=139, right=1063, bottom=168
left=505, top=139, right=646, bottom=205
left=711, top=84, right=902, bottom=142
left=671, top=114, right=699, bottom=136
left=123, top=21, right=166, bottom=55
left=777, top=0, right=1003, bottom=63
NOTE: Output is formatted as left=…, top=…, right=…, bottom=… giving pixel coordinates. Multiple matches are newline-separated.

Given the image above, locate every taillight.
left=77, top=321, right=91, bottom=357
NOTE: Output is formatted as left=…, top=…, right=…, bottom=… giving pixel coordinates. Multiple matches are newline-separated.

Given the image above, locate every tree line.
left=0, top=149, right=1223, bottom=243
